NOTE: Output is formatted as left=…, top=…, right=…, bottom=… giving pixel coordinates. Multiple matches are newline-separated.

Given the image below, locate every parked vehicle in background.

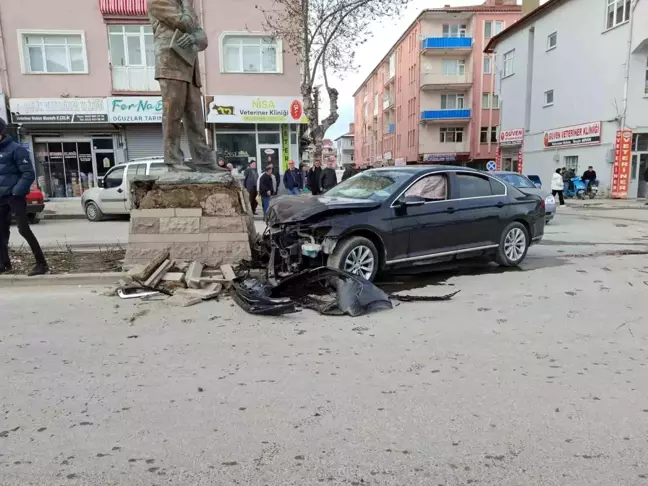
left=564, top=177, right=588, bottom=200
left=493, top=171, right=556, bottom=223
left=26, top=183, right=45, bottom=224
left=81, top=158, right=167, bottom=221
left=265, top=167, right=546, bottom=282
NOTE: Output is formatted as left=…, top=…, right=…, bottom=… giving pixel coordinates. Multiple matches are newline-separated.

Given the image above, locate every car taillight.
left=540, top=199, right=546, bottom=209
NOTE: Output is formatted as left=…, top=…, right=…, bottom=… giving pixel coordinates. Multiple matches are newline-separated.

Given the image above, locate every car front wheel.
left=328, top=236, right=379, bottom=281
left=85, top=201, right=104, bottom=222
left=496, top=222, right=529, bottom=267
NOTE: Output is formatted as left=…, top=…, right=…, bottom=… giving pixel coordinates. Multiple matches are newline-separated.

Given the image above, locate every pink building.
left=0, top=0, right=302, bottom=198
left=353, top=0, right=521, bottom=168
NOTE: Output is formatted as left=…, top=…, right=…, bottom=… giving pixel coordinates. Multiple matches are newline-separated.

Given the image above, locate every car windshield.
left=497, top=173, right=536, bottom=189
left=323, top=170, right=413, bottom=201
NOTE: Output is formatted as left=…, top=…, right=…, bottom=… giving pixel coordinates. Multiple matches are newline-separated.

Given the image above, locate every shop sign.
left=611, top=129, right=632, bottom=199
left=10, top=98, right=108, bottom=124
left=517, top=148, right=524, bottom=174
left=108, top=97, right=163, bottom=123
left=384, top=151, right=393, bottom=160
left=499, top=128, right=524, bottom=146
left=424, top=153, right=456, bottom=163
left=544, top=121, right=601, bottom=148
left=495, top=146, right=502, bottom=170
left=205, top=95, right=308, bottom=124
left=281, top=124, right=290, bottom=172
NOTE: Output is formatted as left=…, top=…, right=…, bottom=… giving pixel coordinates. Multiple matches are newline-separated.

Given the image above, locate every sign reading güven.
left=543, top=121, right=601, bottom=148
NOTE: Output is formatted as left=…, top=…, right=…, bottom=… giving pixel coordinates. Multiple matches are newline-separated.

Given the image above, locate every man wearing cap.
left=0, top=118, right=48, bottom=275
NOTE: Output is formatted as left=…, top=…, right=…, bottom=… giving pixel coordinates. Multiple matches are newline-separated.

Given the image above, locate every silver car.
left=492, top=171, right=556, bottom=223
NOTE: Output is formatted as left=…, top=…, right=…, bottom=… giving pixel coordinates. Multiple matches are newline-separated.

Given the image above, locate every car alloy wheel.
left=503, top=227, right=526, bottom=263
left=85, top=202, right=103, bottom=222
left=343, top=245, right=375, bottom=280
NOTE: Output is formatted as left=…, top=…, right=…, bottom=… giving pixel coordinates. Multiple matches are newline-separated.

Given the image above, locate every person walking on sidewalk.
left=0, top=118, right=48, bottom=275
left=551, top=168, right=565, bottom=206
left=320, top=161, right=338, bottom=192
left=243, top=160, right=259, bottom=214
left=259, top=164, right=276, bottom=214
left=282, top=160, right=303, bottom=195
left=307, top=160, right=323, bottom=195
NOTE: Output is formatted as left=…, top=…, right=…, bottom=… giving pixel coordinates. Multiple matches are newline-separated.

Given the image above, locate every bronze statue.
left=148, top=0, right=220, bottom=171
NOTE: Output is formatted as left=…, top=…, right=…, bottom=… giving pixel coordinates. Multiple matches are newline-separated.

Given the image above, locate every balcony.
left=383, top=95, right=394, bottom=111
left=420, top=72, right=472, bottom=92
left=421, top=37, right=473, bottom=56
left=420, top=141, right=470, bottom=155
left=111, top=66, right=159, bottom=92
left=421, top=109, right=471, bottom=123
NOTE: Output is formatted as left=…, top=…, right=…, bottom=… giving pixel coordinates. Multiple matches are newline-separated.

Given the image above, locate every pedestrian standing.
left=342, top=162, right=359, bottom=181
left=307, top=160, right=323, bottom=195
left=243, top=160, right=259, bottom=214
left=259, top=165, right=275, bottom=214
left=217, top=158, right=226, bottom=169
left=551, top=168, right=565, bottom=206
left=282, top=160, right=303, bottom=195
left=0, top=118, right=48, bottom=275
left=320, top=161, right=338, bottom=192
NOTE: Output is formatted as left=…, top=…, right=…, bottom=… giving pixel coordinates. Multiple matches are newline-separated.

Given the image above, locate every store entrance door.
left=258, top=145, right=281, bottom=189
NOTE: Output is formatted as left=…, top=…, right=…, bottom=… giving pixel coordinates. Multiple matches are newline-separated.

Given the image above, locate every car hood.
left=265, top=195, right=381, bottom=225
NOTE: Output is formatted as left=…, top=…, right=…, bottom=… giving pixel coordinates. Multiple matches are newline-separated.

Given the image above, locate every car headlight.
left=545, top=195, right=555, bottom=205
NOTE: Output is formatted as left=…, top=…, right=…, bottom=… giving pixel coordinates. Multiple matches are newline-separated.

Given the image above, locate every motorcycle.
left=563, top=177, right=587, bottom=199
left=586, top=179, right=599, bottom=199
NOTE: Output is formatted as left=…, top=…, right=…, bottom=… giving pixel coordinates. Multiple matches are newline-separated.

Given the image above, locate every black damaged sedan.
left=264, top=166, right=545, bottom=282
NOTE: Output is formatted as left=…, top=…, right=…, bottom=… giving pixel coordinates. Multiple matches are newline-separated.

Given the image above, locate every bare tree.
left=258, top=0, right=410, bottom=164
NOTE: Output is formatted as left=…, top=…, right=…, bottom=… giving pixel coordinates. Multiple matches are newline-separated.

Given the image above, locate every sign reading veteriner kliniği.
left=108, top=97, right=164, bottom=123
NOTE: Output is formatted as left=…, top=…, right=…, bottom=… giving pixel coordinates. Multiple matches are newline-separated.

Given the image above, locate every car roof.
left=126, top=157, right=165, bottom=164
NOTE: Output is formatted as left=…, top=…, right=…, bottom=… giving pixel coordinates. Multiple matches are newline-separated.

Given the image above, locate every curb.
left=43, top=213, right=88, bottom=221
left=0, top=272, right=125, bottom=287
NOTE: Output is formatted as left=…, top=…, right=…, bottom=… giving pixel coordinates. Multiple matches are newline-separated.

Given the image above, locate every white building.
left=486, top=0, right=648, bottom=198
left=335, top=125, right=355, bottom=167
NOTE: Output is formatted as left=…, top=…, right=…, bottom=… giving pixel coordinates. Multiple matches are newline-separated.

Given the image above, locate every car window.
left=324, top=170, right=413, bottom=202
left=126, top=164, right=146, bottom=181
left=405, top=174, right=447, bottom=201
left=456, top=173, right=493, bottom=198
left=497, top=173, right=535, bottom=188
left=149, top=163, right=168, bottom=176
left=490, top=178, right=506, bottom=196
left=104, top=166, right=125, bottom=189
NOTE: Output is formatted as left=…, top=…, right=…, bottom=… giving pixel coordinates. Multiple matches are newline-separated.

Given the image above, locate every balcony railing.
left=421, top=109, right=471, bottom=121
left=383, top=96, right=394, bottom=110
left=422, top=37, right=473, bottom=49
left=112, top=66, right=159, bottom=92
left=420, top=72, right=472, bottom=88
left=419, top=141, right=470, bottom=155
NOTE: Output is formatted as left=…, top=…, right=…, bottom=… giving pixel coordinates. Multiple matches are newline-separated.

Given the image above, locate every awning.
left=99, top=0, right=148, bottom=16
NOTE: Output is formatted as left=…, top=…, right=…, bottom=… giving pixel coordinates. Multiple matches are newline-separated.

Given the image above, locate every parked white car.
left=81, top=158, right=168, bottom=221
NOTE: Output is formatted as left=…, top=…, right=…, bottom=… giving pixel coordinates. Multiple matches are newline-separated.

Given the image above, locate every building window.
left=19, top=31, right=87, bottom=74
left=606, top=0, right=631, bottom=29
left=544, top=89, right=554, bottom=106
left=221, top=35, right=281, bottom=73
left=442, top=59, right=465, bottom=76
left=565, top=155, right=579, bottom=172
left=440, top=127, right=464, bottom=143
left=482, top=93, right=490, bottom=109
left=547, top=31, right=558, bottom=50
left=441, top=94, right=465, bottom=110
left=483, top=56, right=492, bottom=74
left=108, top=25, right=156, bottom=91
left=442, top=24, right=467, bottom=38
left=645, top=57, right=648, bottom=95
left=493, top=94, right=500, bottom=107
left=503, top=49, right=515, bottom=77
left=484, top=21, right=504, bottom=38
left=480, top=126, right=499, bottom=144
left=491, top=126, right=498, bottom=143
left=480, top=127, right=489, bottom=143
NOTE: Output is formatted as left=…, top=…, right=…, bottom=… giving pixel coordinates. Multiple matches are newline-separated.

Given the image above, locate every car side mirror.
left=97, top=178, right=104, bottom=188
left=400, top=194, right=426, bottom=207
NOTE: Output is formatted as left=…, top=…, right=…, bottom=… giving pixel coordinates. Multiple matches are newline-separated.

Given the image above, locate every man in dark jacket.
left=258, top=165, right=275, bottom=214
left=282, top=160, right=303, bottom=195
left=342, top=162, right=359, bottom=181
left=243, top=160, right=259, bottom=214
left=307, top=160, right=323, bottom=195
left=320, top=161, right=338, bottom=192
left=582, top=166, right=597, bottom=191
left=0, top=118, right=48, bottom=275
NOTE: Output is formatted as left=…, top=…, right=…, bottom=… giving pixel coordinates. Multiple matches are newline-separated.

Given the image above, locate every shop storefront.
left=205, top=95, right=307, bottom=179
left=10, top=98, right=120, bottom=199
left=498, top=128, right=524, bottom=172
left=108, top=96, right=189, bottom=160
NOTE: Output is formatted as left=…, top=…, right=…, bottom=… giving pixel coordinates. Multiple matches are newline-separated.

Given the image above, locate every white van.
left=81, top=158, right=167, bottom=221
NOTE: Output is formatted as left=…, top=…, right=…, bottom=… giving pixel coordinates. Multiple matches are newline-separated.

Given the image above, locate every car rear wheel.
left=85, top=201, right=104, bottom=222
left=496, top=222, right=529, bottom=267
left=328, top=236, right=379, bottom=281
left=27, top=213, right=41, bottom=225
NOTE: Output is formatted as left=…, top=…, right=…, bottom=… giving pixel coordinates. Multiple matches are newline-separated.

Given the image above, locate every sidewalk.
left=561, top=198, right=648, bottom=210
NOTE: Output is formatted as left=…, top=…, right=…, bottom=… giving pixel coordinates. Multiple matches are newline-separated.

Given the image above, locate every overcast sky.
left=324, top=0, right=524, bottom=140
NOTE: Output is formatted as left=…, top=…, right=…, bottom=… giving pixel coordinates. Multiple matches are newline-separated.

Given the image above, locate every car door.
left=99, top=165, right=127, bottom=214
left=122, top=163, right=147, bottom=211
left=447, top=171, right=508, bottom=249
left=386, top=172, right=456, bottom=263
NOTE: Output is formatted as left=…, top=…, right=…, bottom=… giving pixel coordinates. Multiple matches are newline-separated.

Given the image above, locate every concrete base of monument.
left=124, top=171, right=256, bottom=268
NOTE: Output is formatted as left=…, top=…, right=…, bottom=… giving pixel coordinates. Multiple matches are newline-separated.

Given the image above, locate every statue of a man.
left=148, top=0, right=220, bottom=170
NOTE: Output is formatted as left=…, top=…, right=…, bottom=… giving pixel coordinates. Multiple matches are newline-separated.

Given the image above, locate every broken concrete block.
left=220, top=264, right=237, bottom=282
left=162, top=272, right=185, bottom=282
left=130, top=249, right=170, bottom=282
left=165, top=292, right=202, bottom=307
left=186, top=261, right=204, bottom=289
left=184, top=283, right=222, bottom=300
left=174, top=261, right=189, bottom=272
left=201, top=193, right=237, bottom=216
left=144, top=259, right=173, bottom=288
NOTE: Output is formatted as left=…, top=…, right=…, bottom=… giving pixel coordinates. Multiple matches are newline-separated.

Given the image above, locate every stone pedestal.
left=124, top=172, right=255, bottom=268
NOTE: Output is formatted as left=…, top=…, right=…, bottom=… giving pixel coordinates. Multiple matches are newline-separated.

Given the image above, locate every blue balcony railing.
left=422, top=37, right=472, bottom=49
left=421, top=109, right=471, bottom=121
left=388, top=123, right=395, bottom=133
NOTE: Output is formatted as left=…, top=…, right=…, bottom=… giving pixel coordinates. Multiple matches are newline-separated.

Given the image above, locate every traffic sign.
left=486, top=161, right=497, bottom=171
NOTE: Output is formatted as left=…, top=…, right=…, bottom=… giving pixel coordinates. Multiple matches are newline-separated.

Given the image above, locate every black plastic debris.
left=231, top=280, right=298, bottom=316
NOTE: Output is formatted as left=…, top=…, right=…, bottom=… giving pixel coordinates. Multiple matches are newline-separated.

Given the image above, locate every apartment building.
left=486, top=0, right=648, bottom=198
left=352, top=0, right=521, bottom=168
left=0, top=0, right=302, bottom=198
left=334, top=124, right=355, bottom=167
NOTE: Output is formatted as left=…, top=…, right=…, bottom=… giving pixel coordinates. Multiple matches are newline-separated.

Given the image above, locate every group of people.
left=240, top=159, right=361, bottom=214
left=550, top=165, right=598, bottom=205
